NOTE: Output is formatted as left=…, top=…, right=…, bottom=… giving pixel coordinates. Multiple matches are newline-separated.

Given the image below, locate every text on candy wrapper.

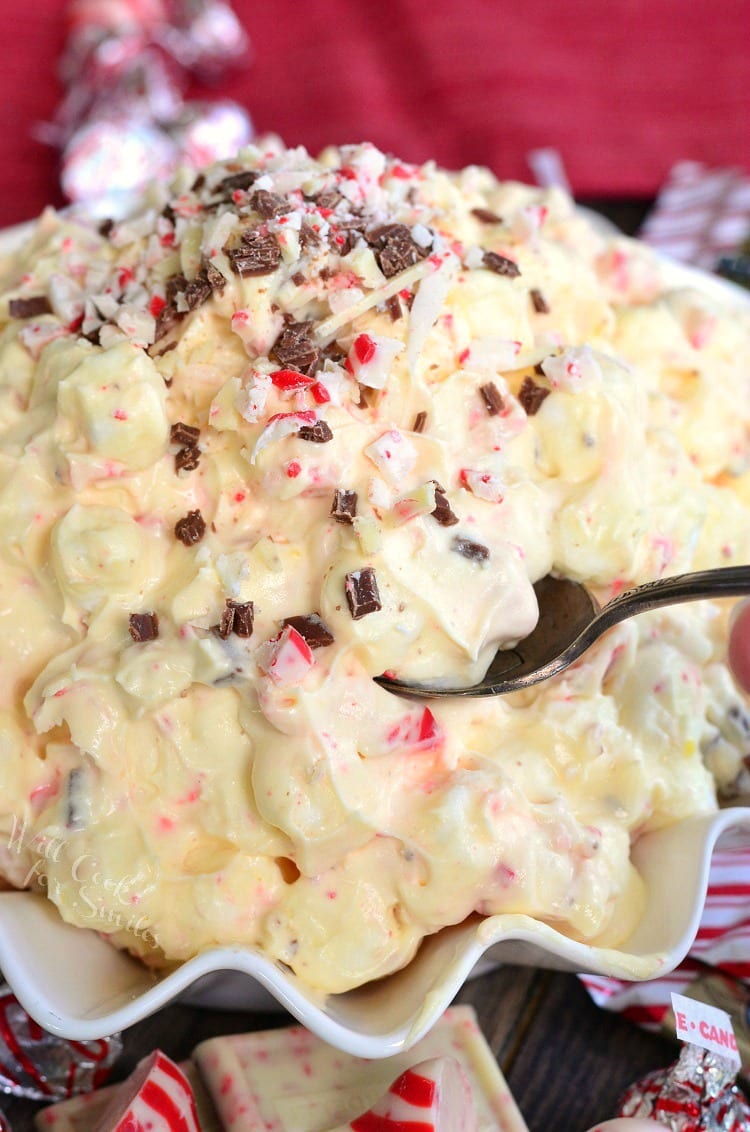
left=671, top=991, right=741, bottom=1066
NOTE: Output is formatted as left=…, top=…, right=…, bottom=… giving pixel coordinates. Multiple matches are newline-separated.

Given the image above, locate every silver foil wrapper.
left=618, top=1044, right=750, bottom=1131
left=52, top=1, right=253, bottom=212
left=0, top=984, right=122, bottom=1101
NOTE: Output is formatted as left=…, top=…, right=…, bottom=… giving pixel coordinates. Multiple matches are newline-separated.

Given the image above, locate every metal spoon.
left=375, top=565, right=750, bottom=698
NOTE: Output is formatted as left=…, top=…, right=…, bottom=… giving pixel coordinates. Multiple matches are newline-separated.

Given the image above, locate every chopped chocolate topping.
left=191, top=173, right=206, bottom=192
left=170, top=421, right=200, bottom=446
left=385, top=293, right=403, bottom=321
left=344, top=566, right=382, bottom=620
left=98, top=218, right=115, bottom=237
left=298, top=420, right=333, bottom=443
left=282, top=613, right=334, bottom=649
left=530, top=288, right=549, bottom=314
left=412, top=410, right=428, bottom=433
left=479, top=381, right=505, bottom=416
left=291, top=271, right=306, bottom=286
left=314, top=188, right=343, bottom=210
left=331, top=488, right=358, bottom=523
left=329, top=219, right=364, bottom=255
left=482, top=251, right=521, bottom=278
left=166, top=274, right=189, bottom=304
left=129, top=611, right=159, bottom=642
left=154, top=303, right=186, bottom=342
left=451, top=536, right=490, bottom=563
left=174, top=509, right=206, bottom=546
left=161, top=203, right=177, bottom=224
left=218, top=598, right=254, bottom=639
left=183, top=273, right=213, bottom=311
left=431, top=482, right=460, bottom=526
left=9, top=295, right=52, bottom=319
left=218, top=170, right=258, bottom=194
left=227, top=230, right=281, bottom=277
left=271, top=320, right=320, bottom=374
left=204, top=261, right=227, bottom=292
left=175, top=445, right=201, bottom=473
left=249, top=189, right=289, bottom=217
left=366, top=223, right=428, bottom=278
left=65, top=768, right=84, bottom=830
left=518, top=376, right=551, bottom=415
left=471, top=207, right=503, bottom=224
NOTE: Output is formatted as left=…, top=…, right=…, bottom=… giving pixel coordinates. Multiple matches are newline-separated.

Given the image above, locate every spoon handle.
left=597, top=565, right=750, bottom=632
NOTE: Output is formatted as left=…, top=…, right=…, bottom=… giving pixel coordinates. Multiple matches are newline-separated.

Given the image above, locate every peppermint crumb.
left=431, top=482, right=460, bottom=526
left=479, top=382, right=504, bottom=416
left=471, top=207, right=503, bottom=224
left=170, top=422, right=200, bottom=446
left=174, top=509, right=206, bottom=546
left=9, top=295, right=52, bottom=319
left=298, top=421, right=333, bottom=443
left=129, top=612, right=159, bottom=642
left=452, top=536, right=490, bottom=563
left=530, top=288, right=549, bottom=314
left=281, top=613, right=334, bottom=649
left=344, top=566, right=382, bottom=620
left=482, top=251, right=521, bottom=278
left=218, top=599, right=254, bottom=639
left=518, top=376, right=551, bottom=416
left=412, top=410, right=427, bottom=433
left=331, top=489, right=358, bottom=523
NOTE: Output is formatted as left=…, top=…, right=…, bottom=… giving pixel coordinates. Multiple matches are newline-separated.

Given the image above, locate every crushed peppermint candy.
left=364, top=430, right=417, bottom=483
left=257, top=624, right=314, bottom=686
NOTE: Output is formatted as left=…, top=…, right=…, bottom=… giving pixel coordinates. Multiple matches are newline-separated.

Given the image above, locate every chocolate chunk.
left=154, top=303, right=185, bottom=342
left=129, top=611, right=159, bottom=642
left=530, top=288, right=549, bottom=314
left=479, top=381, right=505, bottom=416
left=431, top=482, right=459, bottom=526
left=482, top=251, right=521, bottom=278
left=329, top=219, right=364, bottom=255
left=175, top=509, right=206, bottom=546
left=175, top=445, right=201, bottom=472
left=249, top=189, right=288, bottom=217
left=471, top=207, right=503, bottom=224
left=183, top=273, right=213, bottom=311
left=98, top=218, right=115, bottom=237
left=291, top=271, right=306, bottom=286
left=344, top=566, right=382, bottom=620
left=451, top=536, right=490, bottom=563
left=204, top=261, right=227, bottom=292
left=518, top=376, right=551, bottom=415
left=170, top=421, right=200, bottom=446
left=218, top=170, right=258, bottom=194
left=9, top=295, right=52, bottom=319
left=65, top=768, right=85, bottom=830
left=298, top=420, right=333, bottom=443
left=218, top=598, right=254, bottom=639
left=385, top=293, right=403, bottom=321
left=227, top=230, right=281, bottom=277
left=282, top=613, right=334, bottom=649
left=314, top=188, right=343, bottom=210
left=271, top=320, right=320, bottom=374
left=166, top=273, right=189, bottom=304
left=191, top=173, right=206, bottom=192
left=366, top=223, right=428, bottom=278
left=331, top=488, right=358, bottom=524
left=412, top=410, right=427, bottom=433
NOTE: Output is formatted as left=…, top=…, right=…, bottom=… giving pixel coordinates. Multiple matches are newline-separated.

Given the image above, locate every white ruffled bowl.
left=1, top=806, right=749, bottom=1057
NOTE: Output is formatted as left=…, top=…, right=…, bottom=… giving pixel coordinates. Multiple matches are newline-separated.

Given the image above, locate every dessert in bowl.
left=0, top=140, right=749, bottom=1053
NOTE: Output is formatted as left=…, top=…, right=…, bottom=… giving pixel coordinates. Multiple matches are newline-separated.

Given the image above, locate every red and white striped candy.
left=93, top=1050, right=199, bottom=1132
left=327, top=1057, right=476, bottom=1132
left=258, top=625, right=314, bottom=687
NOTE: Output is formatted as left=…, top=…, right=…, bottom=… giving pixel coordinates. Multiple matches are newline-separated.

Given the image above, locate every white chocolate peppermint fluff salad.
left=0, top=140, right=749, bottom=994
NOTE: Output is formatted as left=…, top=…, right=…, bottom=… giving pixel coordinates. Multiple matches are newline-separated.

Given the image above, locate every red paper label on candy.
left=671, top=992, right=741, bottom=1067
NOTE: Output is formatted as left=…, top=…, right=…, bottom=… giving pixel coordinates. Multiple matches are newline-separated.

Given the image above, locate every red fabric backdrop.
left=0, top=0, right=748, bottom=228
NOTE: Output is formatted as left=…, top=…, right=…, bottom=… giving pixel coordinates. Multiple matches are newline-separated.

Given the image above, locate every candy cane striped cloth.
left=639, top=160, right=750, bottom=270
left=581, top=847, right=750, bottom=1036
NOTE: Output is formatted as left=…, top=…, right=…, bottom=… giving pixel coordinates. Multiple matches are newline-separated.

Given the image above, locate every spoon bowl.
left=376, top=566, right=750, bottom=698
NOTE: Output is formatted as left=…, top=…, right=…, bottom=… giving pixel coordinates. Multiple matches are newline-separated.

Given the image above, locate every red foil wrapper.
left=50, top=1, right=253, bottom=212
left=0, top=985, right=122, bottom=1102
left=618, top=1044, right=750, bottom=1131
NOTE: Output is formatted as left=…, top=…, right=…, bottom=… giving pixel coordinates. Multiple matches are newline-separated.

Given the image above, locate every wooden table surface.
left=2, top=198, right=746, bottom=1132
